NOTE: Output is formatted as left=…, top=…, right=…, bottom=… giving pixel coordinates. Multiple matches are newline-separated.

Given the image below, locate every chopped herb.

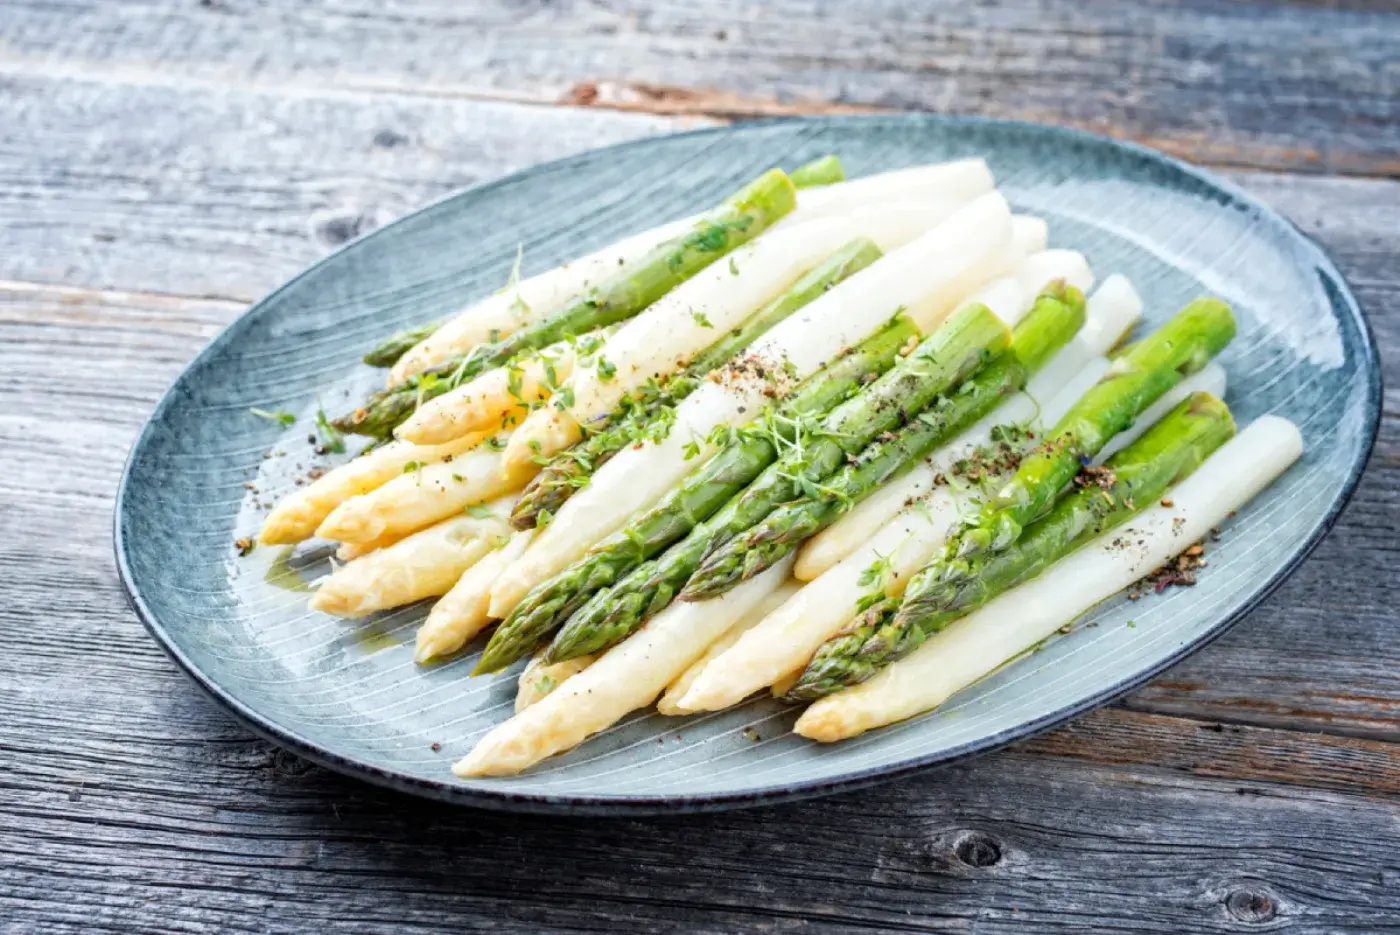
left=465, top=504, right=495, bottom=519
left=554, top=386, right=576, bottom=410
left=402, top=460, right=423, bottom=473
left=536, top=508, right=554, bottom=529
left=250, top=408, right=296, bottom=427
left=691, top=310, right=714, bottom=328
left=681, top=438, right=702, bottom=460
left=596, top=356, right=617, bottom=382
left=486, top=435, right=508, bottom=451
left=315, top=404, right=346, bottom=453
left=536, top=674, right=557, bottom=695
left=728, top=257, right=739, bottom=276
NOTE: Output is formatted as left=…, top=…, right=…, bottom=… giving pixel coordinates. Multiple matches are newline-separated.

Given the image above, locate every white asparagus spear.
left=780, top=160, right=993, bottom=223
left=414, top=530, right=534, bottom=663
left=1009, top=215, right=1048, bottom=256
left=656, top=581, right=802, bottom=716
left=515, top=651, right=598, bottom=713
left=456, top=558, right=794, bottom=778
left=396, top=331, right=608, bottom=445
left=316, top=440, right=534, bottom=546
left=259, top=431, right=490, bottom=545
left=309, top=497, right=516, bottom=618
left=679, top=360, right=1229, bottom=713
left=795, top=271, right=1140, bottom=580
left=388, top=221, right=692, bottom=386
left=335, top=535, right=401, bottom=562
left=796, top=416, right=1304, bottom=741
left=486, top=191, right=1018, bottom=618
left=504, top=201, right=989, bottom=472
left=392, top=160, right=994, bottom=384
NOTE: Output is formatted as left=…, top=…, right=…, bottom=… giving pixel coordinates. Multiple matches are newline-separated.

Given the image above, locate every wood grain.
left=3, top=0, right=1398, bottom=175
left=0, top=70, right=690, bottom=300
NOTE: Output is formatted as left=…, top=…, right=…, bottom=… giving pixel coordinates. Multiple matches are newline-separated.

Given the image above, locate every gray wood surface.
left=2, top=1, right=1398, bottom=932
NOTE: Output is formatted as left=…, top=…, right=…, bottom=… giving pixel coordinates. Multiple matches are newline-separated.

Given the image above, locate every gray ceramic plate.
left=116, top=116, right=1380, bottom=815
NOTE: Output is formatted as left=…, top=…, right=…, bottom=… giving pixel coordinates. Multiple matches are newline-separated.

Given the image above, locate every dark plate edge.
left=113, top=113, right=1385, bottom=816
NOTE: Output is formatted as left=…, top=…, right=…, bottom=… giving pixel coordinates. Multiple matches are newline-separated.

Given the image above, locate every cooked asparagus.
left=510, top=238, right=885, bottom=529
left=337, top=168, right=799, bottom=439
left=685, top=281, right=1088, bottom=598
left=475, top=315, right=921, bottom=673
left=795, top=415, right=1302, bottom=741
left=794, top=272, right=1142, bottom=580
left=789, top=392, right=1237, bottom=699
left=309, top=496, right=516, bottom=618
left=482, top=191, right=1016, bottom=622
left=365, top=320, right=442, bottom=367
left=544, top=297, right=1037, bottom=663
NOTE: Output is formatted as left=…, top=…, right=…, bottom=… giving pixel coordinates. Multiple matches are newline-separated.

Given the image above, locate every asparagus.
left=788, top=155, right=845, bottom=188
left=544, top=298, right=1040, bottom=662
left=510, top=238, right=884, bottom=529
left=692, top=283, right=1088, bottom=593
left=335, top=168, right=799, bottom=438
left=473, top=314, right=919, bottom=674
left=789, top=391, right=1236, bottom=699
left=364, top=320, right=442, bottom=367
left=954, top=298, right=1235, bottom=558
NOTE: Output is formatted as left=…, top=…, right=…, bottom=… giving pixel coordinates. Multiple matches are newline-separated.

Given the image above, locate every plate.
left=115, top=116, right=1381, bottom=814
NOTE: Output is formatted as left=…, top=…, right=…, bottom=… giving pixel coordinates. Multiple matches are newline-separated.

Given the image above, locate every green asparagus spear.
left=949, top=297, right=1235, bottom=560
left=363, top=320, right=442, bottom=367
left=789, top=155, right=845, bottom=188
left=335, top=168, right=799, bottom=438
left=364, top=158, right=838, bottom=377
left=544, top=298, right=1042, bottom=662
left=693, top=281, right=1090, bottom=591
left=510, top=238, right=884, bottom=529
left=789, top=391, right=1236, bottom=699
left=474, top=314, right=919, bottom=674
left=675, top=299, right=1028, bottom=601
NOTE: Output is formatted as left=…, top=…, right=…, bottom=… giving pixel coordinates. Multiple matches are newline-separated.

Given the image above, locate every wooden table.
left=3, top=3, right=1397, bottom=931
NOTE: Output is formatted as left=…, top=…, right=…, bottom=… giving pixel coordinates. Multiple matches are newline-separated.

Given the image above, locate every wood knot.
left=373, top=128, right=409, bottom=149
left=312, top=211, right=377, bottom=247
left=268, top=747, right=317, bottom=779
left=1226, top=886, right=1277, bottom=924
left=953, top=831, right=1002, bottom=868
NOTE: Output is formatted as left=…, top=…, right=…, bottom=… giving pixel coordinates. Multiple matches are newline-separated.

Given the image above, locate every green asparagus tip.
left=789, top=155, right=845, bottom=188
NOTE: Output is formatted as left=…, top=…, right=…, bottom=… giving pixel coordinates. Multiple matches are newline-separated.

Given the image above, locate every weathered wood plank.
left=1020, top=707, right=1400, bottom=794
left=4, top=0, right=1398, bottom=176
left=3, top=65, right=1399, bottom=311
left=2, top=689, right=1398, bottom=934
left=0, top=70, right=690, bottom=300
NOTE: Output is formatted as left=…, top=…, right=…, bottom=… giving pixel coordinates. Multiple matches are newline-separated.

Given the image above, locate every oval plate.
left=116, top=116, right=1380, bottom=815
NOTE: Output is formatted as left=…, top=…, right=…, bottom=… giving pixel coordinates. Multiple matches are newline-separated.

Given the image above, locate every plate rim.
left=113, top=113, right=1384, bottom=816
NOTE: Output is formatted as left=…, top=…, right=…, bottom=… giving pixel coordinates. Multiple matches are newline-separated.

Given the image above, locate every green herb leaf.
left=315, top=403, right=347, bottom=453
left=465, top=504, right=495, bottom=519
left=691, top=310, right=714, bottom=328
left=596, top=356, right=617, bottom=382
left=250, top=408, right=296, bottom=427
